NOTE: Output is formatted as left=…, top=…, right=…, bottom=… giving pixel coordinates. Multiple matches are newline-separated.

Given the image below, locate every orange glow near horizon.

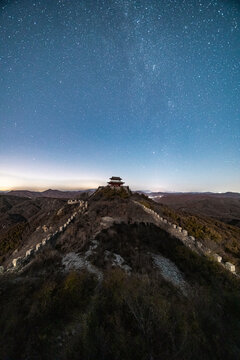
left=1, top=158, right=240, bottom=193
left=0, top=172, right=105, bottom=192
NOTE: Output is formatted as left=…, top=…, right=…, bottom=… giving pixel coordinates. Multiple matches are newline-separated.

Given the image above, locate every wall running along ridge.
left=1, top=201, right=88, bottom=273
left=0, top=199, right=237, bottom=277
left=135, top=201, right=237, bottom=275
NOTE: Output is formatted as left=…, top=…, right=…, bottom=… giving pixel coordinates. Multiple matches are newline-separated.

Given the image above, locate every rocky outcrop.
left=62, top=252, right=103, bottom=281
left=152, top=253, right=190, bottom=296
left=104, top=250, right=132, bottom=273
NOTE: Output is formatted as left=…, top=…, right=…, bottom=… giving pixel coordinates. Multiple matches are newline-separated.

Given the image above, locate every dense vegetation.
left=161, top=205, right=240, bottom=267
left=0, top=267, right=239, bottom=360
left=92, top=186, right=131, bottom=200
left=0, top=225, right=240, bottom=360
left=0, top=222, right=28, bottom=263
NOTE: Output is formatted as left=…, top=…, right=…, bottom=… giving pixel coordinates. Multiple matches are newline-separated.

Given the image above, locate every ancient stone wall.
left=135, top=201, right=237, bottom=276
left=8, top=201, right=88, bottom=272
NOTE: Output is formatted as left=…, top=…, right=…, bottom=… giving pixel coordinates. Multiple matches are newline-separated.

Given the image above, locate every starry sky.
left=0, top=0, right=239, bottom=192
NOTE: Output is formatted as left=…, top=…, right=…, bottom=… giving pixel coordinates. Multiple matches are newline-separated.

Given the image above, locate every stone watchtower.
left=91, top=176, right=131, bottom=198
left=107, top=176, right=125, bottom=188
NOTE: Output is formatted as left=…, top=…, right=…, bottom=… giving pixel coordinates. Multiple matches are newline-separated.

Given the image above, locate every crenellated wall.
left=2, top=201, right=88, bottom=273
left=135, top=201, right=237, bottom=276
left=1, top=199, right=237, bottom=277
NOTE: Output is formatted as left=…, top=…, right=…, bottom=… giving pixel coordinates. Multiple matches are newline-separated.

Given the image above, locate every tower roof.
left=109, top=176, right=122, bottom=180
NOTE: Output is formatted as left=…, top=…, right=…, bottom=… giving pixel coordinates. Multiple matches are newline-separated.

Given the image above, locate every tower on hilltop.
left=90, top=176, right=131, bottom=198
left=108, top=176, right=125, bottom=187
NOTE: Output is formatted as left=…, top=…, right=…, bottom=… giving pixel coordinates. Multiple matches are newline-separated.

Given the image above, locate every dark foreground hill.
left=0, top=188, right=240, bottom=360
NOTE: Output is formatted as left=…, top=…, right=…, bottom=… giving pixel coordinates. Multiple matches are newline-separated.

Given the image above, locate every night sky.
left=0, top=0, right=239, bottom=191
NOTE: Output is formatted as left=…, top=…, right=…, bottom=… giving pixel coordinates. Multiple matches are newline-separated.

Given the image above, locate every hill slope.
left=0, top=188, right=239, bottom=360
left=7, top=189, right=93, bottom=199
left=154, top=193, right=240, bottom=227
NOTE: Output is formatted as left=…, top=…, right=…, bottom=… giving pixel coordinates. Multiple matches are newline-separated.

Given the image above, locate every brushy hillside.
left=0, top=256, right=239, bottom=360
left=155, top=193, right=240, bottom=227
left=135, top=193, right=240, bottom=269
left=0, top=190, right=240, bottom=360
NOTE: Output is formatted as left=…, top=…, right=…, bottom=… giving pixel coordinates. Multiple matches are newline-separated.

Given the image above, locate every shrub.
left=0, top=222, right=28, bottom=261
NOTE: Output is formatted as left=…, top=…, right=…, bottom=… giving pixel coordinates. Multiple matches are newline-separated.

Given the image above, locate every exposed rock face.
left=152, top=253, right=190, bottom=296
left=62, top=252, right=85, bottom=270
left=62, top=252, right=103, bottom=281
left=100, top=216, right=115, bottom=228
left=104, top=251, right=132, bottom=273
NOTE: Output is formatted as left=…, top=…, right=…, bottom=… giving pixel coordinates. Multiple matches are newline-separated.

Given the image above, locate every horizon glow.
left=0, top=0, right=240, bottom=192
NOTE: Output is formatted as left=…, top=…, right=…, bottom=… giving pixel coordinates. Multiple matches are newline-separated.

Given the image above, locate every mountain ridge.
left=7, top=188, right=240, bottom=199
left=0, top=187, right=240, bottom=359
left=7, top=189, right=95, bottom=199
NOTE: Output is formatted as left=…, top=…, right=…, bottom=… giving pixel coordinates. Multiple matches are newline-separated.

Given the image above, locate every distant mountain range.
left=146, top=191, right=240, bottom=198
left=4, top=188, right=240, bottom=201
left=151, top=192, right=240, bottom=227
left=6, top=189, right=95, bottom=199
